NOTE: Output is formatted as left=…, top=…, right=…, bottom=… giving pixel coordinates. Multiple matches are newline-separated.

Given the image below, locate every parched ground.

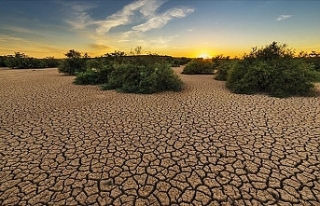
left=0, top=67, right=319, bottom=206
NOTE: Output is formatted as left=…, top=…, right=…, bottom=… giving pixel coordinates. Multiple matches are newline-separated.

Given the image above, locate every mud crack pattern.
left=0, top=67, right=320, bottom=205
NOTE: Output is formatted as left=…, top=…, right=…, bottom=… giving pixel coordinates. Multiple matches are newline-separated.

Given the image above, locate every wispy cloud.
left=89, top=43, right=110, bottom=50
left=1, top=25, right=40, bottom=35
left=202, top=41, right=218, bottom=46
left=117, top=39, right=130, bottom=42
left=61, top=1, right=97, bottom=29
left=132, top=7, right=194, bottom=32
left=0, top=34, right=65, bottom=56
left=61, top=0, right=194, bottom=53
left=95, top=0, right=167, bottom=34
left=0, top=35, right=36, bottom=45
left=65, top=0, right=194, bottom=34
left=141, top=35, right=179, bottom=48
left=276, top=15, right=293, bottom=21
left=67, top=13, right=92, bottom=29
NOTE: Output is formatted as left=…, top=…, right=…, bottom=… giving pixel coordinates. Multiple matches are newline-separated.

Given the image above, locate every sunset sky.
left=0, top=0, right=319, bottom=58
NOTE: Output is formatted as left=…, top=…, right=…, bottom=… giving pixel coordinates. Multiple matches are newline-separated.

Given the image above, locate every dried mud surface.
left=0, top=67, right=319, bottom=205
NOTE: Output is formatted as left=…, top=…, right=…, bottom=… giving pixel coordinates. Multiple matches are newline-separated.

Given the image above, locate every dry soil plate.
left=0, top=67, right=319, bottom=205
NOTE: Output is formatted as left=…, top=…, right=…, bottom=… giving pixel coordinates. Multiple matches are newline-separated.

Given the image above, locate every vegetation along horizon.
left=1, top=42, right=320, bottom=98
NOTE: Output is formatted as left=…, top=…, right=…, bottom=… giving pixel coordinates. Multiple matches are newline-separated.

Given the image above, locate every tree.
left=245, top=41, right=294, bottom=61
left=14, top=52, right=27, bottom=58
left=65, top=49, right=81, bottom=58
left=134, top=46, right=142, bottom=55
left=83, top=53, right=90, bottom=59
left=58, top=49, right=86, bottom=75
left=111, top=50, right=126, bottom=57
left=298, top=51, right=308, bottom=58
left=309, top=51, right=320, bottom=58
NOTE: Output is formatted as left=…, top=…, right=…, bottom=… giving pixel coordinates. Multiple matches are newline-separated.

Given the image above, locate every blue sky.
left=0, top=0, right=319, bottom=58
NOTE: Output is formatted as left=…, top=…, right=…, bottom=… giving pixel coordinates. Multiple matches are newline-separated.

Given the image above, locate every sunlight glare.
left=197, top=53, right=211, bottom=59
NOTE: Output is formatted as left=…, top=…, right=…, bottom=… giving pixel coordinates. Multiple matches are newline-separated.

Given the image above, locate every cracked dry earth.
left=0, top=67, right=320, bottom=206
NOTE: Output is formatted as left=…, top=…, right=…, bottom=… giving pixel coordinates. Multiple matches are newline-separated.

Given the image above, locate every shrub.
left=58, top=50, right=86, bottom=75
left=171, top=58, right=181, bottom=67
left=226, top=42, right=317, bottom=97
left=180, top=57, right=192, bottom=65
left=0, top=56, right=6, bottom=67
left=74, top=59, right=114, bottom=85
left=182, top=59, right=214, bottom=74
left=227, top=60, right=276, bottom=94
left=74, top=70, right=99, bottom=85
left=214, top=60, right=237, bottom=81
left=307, top=70, right=320, bottom=82
left=101, top=63, right=183, bottom=94
left=58, top=58, right=86, bottom=75
left=212, top=54, right=229, bottom=67
left=309, top=57, right=320, bottom=72
left=268, top=60, right=315, bottom=97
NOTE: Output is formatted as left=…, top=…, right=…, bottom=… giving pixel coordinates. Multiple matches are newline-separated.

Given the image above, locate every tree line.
left=0, top=48, right=191, bottom=69
left=0, top=52, right=60, bottom=69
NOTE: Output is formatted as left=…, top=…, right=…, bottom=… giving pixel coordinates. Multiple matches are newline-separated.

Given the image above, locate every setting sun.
left=197, top=53, right=212, bottom=59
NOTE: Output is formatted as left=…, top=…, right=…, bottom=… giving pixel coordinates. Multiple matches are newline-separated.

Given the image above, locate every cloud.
left=95, top=0, right=166, bottom=34
left=1, top=25, right=40, bottom=35
left=89, top=43, right=110, bottom=50
left=132, top=7, right=194, bottom=32
left=202, top=41, right=218, bottom=46
left=0, top=34, right=65, bottom=56
left=61, top=1, right=97, bottom=29
left=61, top=0, right=194, bottom=53
left=276, top=15, right=293, bottom=21
left=138, top=35, right=179, bottom=48
left=65, top=0, right=194, bottom=34
left=117, top=39, right=130, bottom=42
left=0, top=35, right=36, bottom=45
left=66, top=13, right=92, bottom=29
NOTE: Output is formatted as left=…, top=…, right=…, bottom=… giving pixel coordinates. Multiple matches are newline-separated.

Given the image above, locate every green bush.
left=269, top=60, right=315, bottom=97
left=58, top=50, right=86, bottom=75
left=0, top=56, right=6, bottom=67
left=226, top=42, right=317, bottom=97
left=182, top=59, right=214, bottom=74
left=74, top=70, right=99, bottom=85
left=180, top=57, right=192, bottom=65
left=214, top=60, right=237, bottom=81
left=308, top=57, right=320, bottom=72
left=307, top=70, right=320, bottom=82
left=171, top=58, right=181, bottom=67
left=227, top=60, right=276, bottom=94
left=100, top=63, right=183, bottom=94
left=58, top=58, right=86, bottom=75
left=74, top=59, right=114, bottom=85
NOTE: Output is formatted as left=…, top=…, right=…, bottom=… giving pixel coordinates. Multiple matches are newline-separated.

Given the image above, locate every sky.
left=0, top=0, right=320, bottom=58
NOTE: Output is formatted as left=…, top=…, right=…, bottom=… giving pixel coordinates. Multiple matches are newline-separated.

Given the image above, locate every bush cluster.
left=100, top=63, right=183, bottom=94
left=182, top=59, right=214, bottom=74
left=226, top=42, right=318, bottom=97
left=70, top=53, right=183, bottom=94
